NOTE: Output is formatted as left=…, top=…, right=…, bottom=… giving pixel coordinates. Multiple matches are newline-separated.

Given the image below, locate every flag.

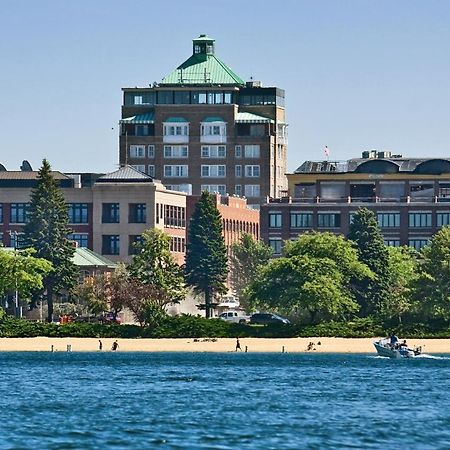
left=324, top=146, right=330, bottom=158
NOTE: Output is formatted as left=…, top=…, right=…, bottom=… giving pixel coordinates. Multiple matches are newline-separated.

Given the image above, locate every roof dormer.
left=193, top=34, right=215, bottom=56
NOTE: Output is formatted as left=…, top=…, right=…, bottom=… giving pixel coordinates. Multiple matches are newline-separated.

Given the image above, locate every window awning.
left=202, top=116, right=225, bottom=123
left=235, top=112, right=274, bottom=124
left=119, top=112, right=155, bottom=124
left=163, top=116, right=188, bottom=123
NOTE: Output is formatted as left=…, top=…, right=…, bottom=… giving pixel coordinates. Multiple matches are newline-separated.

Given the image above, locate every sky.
left=1, top=0, right=450, bottom=173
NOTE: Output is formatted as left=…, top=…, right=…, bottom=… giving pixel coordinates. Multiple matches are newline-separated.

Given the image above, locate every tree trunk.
left=47, top=285, right=53, bottom=323
left=205, top=289, right=212, bottom=319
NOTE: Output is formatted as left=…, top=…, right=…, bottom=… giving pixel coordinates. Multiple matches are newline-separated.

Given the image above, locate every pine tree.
left=185, top=191, right=228, bottom=318
left=23, top=159, right=77, bottom=322
left=347, top=207, right=391, bottom=316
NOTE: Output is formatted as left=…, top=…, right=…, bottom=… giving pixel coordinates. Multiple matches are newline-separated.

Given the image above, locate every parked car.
left=250, top=313, right=290, bottom=325
left=218, top=311, right=250, bottom=324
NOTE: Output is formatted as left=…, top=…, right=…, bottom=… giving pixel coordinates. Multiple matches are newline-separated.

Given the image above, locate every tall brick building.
left=119, top=34, right=287, bottom=208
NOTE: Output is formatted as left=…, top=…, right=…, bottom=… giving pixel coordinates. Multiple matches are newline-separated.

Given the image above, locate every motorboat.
left=374, top=338, right=422, bottom=358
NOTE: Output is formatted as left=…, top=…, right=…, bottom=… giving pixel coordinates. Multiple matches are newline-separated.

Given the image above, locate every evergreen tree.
left=185, top=191, right=228, bottom=318
left=129, top=229, right=186, bottom=308
left=347, top=208, right=391, bottom=316
left=229, top=233, right=273, bottom=310
left=23, top=159, right=77, bottom=322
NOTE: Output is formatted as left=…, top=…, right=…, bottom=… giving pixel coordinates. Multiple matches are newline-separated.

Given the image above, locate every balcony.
left=268, top=195, right=445, bottom=204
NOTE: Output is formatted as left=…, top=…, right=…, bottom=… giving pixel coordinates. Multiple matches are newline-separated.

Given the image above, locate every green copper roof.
left=72, top=248, right=117, bottom=268
left=119, top=112, right=154, bottom=124
left=160, top=35, right=245, bottom=86
left=164, top=116, right=189, bottom=123
left=202, top=116, right=225, bottom=122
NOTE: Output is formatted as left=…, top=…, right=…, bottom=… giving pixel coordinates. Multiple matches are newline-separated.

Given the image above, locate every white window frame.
left=235, top=185, right=242, bottom=196
left=148, top=165, right=155, bottom=177
left=164, top=145, right=189, bottom=158
left=129, top=145, right=146, bottom=158
left=244, top=145, right=260, bottom=158
left=164, top=165, right=188, bottom=178
left=245, top=165, right=260, bottom=177
left=235, top=145, right=242, bottom=158
left=201, top=145, right=226, bottom=158
left=148, top=145, right=155, bottom=158
left=244, top=185, right=260, bottom=197
left=163, top=122, right=189, bottom=143
left=131, top=164, right=146, bottom=173
left=201, top=185, right=227, bottom=195
left=235, top=165, right=242, bottom=177
left=201, top=165, right=226, bottom=178
left=200, top=121, right=227, bottom=143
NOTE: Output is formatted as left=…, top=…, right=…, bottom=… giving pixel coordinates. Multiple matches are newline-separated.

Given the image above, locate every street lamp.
left=8, top=230, right=21, bottom=318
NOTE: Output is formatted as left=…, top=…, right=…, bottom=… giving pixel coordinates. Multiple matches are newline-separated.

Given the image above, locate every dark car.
left=250, top=313, right=290, bottom=325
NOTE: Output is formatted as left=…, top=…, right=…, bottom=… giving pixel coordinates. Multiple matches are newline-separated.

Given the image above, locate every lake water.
left=1, top=352, right=450, bottom=449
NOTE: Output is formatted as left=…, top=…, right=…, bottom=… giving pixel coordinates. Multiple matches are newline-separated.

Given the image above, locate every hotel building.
left=261, top=152, right=450, bottom=254
left=119, top=34, right=287, bottom=208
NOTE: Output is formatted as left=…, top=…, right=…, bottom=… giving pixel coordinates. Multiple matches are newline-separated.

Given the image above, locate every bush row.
left=2, top=315, right=450, bottom=338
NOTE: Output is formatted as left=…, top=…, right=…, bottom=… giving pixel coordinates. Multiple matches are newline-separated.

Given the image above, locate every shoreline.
left=0, top=337, right=449, bottom=353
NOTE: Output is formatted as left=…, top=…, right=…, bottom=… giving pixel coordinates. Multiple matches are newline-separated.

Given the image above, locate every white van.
left=218, top=311, right=250, bottom=324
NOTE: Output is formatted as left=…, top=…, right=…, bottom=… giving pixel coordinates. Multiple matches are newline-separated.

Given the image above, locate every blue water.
left=1, top=352, right=450, bottom=449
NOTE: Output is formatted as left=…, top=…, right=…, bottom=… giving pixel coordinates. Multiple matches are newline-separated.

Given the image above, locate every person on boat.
left=390, top=333, right=399, bottom=348
left=399, top=340, right=408, bottom=348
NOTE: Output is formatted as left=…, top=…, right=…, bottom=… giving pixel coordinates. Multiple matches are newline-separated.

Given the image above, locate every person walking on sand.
left=111, top=340, right=119, bottom=351
left=235, top=338, right=242, bottom=352
left=98, top=340, right=103, bottom=351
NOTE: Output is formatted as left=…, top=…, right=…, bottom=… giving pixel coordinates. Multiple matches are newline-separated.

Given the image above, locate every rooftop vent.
left=246, top=80, right=262, bottom=88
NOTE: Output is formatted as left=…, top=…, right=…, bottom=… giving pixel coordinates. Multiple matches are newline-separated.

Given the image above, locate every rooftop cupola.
left=193, top=34, right=215, bottom=56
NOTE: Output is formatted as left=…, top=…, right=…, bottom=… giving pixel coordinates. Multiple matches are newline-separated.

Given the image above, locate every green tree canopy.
left=415, top=227, right=450, bottom=320
left=347, top=208, right=391, bottom=316
left=229, top=233, right=273, bottom=310
left=185, top=191, right=228, bottom=318
left=0, top=248, right=52, bottom=300
left=128, top=229, right=186, bottom=308
left=22, top=159, right=78, bottom=321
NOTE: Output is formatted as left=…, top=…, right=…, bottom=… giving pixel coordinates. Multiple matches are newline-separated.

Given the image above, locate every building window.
left=235, top=145, right=242, bottom=158
left=437, top=213, right=450, bottom=227
left=10, top=203, right=29, bottom=224
left=235, top=185, right=242, bottom=196
left=245, top=165, right=260, bottom=177
left=0, top=204, right=3, bottom=224
left=384, top=239, right=400, bottom=247
left=131, top=164, right=146, bottom=173
left=409, top=212, right=432, bottom=228
left=102, top=235, right=120, bottom=255
left=201, top=124, right=226, bottom=136
left=148, top=165, right=155, bottom=177
left=129, top=235, right=144, bottom=255
left=201, top=145, right=226, bottom=158
left=68, top=203, right=89, bottom=224
left=135, top=125, right=149, bottom=136
left=163, top=124, right=189, bottom=136
left=377, top=213, right=400, bottom=228
left=244, top=185, right=260, bottom=198
left=201, top=165, right=226, bottom=178
left=68, top=233, right=89, bottom=248
left=291, top=213, right=313, bottom=228
left=317, top=213, right=341, bottom=228
left=164, top=145, right=188, bottom=158
left=170, top=236, right=185, bottom=253
left=408, top=239, right=429, bottom=251
left=163, top=205, right=186, bottom=227
left=9, top=232, right=25, bottom=249
left=268, top=239, right=282, bottom=255
left=235, top=165, right=242, bottom=177
left=269, top=213, right=282, bottom=228
left=134, top=95, right=143, bottom=105
left=164, top=165, right=188, bottom=178
left=201, top=185, right=226, bottom=195
left=129, top=145, right=146, bottom=158
left=102, top=203, right=120, bottom=223
left=148, top=145, right=155, bottom=158
left=244, top=145, right=260, bottom=158
left=129, top=203, right=146, bottom=223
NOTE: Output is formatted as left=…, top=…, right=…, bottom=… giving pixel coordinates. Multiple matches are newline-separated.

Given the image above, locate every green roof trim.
left=235, top=112, right=274, bottom=124
left=161, top=54, right=245, bottom=86
left=164, top=116, right=189, bottom=123
left=202, top=116, right=225, bottom=122
left=119, top=112, right=154, bottom=124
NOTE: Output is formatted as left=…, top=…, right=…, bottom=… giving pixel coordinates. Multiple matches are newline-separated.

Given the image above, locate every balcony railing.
left=268, top=195, right=446, bottom=204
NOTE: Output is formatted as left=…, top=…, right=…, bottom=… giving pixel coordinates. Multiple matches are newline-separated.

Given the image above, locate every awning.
left=235, top=112, right=274, bottom=124
left=163, top=116, right=188, bottom=123
left=119, top=112, right=155, bottom=124
left=202, top=116, right=225, bottom=123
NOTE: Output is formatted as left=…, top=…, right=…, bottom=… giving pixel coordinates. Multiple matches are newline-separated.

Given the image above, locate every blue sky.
left=1, top=0, right=449, bottom=173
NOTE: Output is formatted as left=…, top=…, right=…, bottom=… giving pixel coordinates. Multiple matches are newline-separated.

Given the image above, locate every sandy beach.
left=0, top=337, right=448, bottom=353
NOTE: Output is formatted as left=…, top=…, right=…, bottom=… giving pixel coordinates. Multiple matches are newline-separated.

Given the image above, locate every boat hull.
left=374, top=341, right=416, bottom=358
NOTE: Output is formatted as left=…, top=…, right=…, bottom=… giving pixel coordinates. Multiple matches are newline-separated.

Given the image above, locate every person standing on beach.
left=98, top=340, right=103, bottom=351
left=111, top=340, right=119, bottom=351
left=235, top=338, right=242, bottom=352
